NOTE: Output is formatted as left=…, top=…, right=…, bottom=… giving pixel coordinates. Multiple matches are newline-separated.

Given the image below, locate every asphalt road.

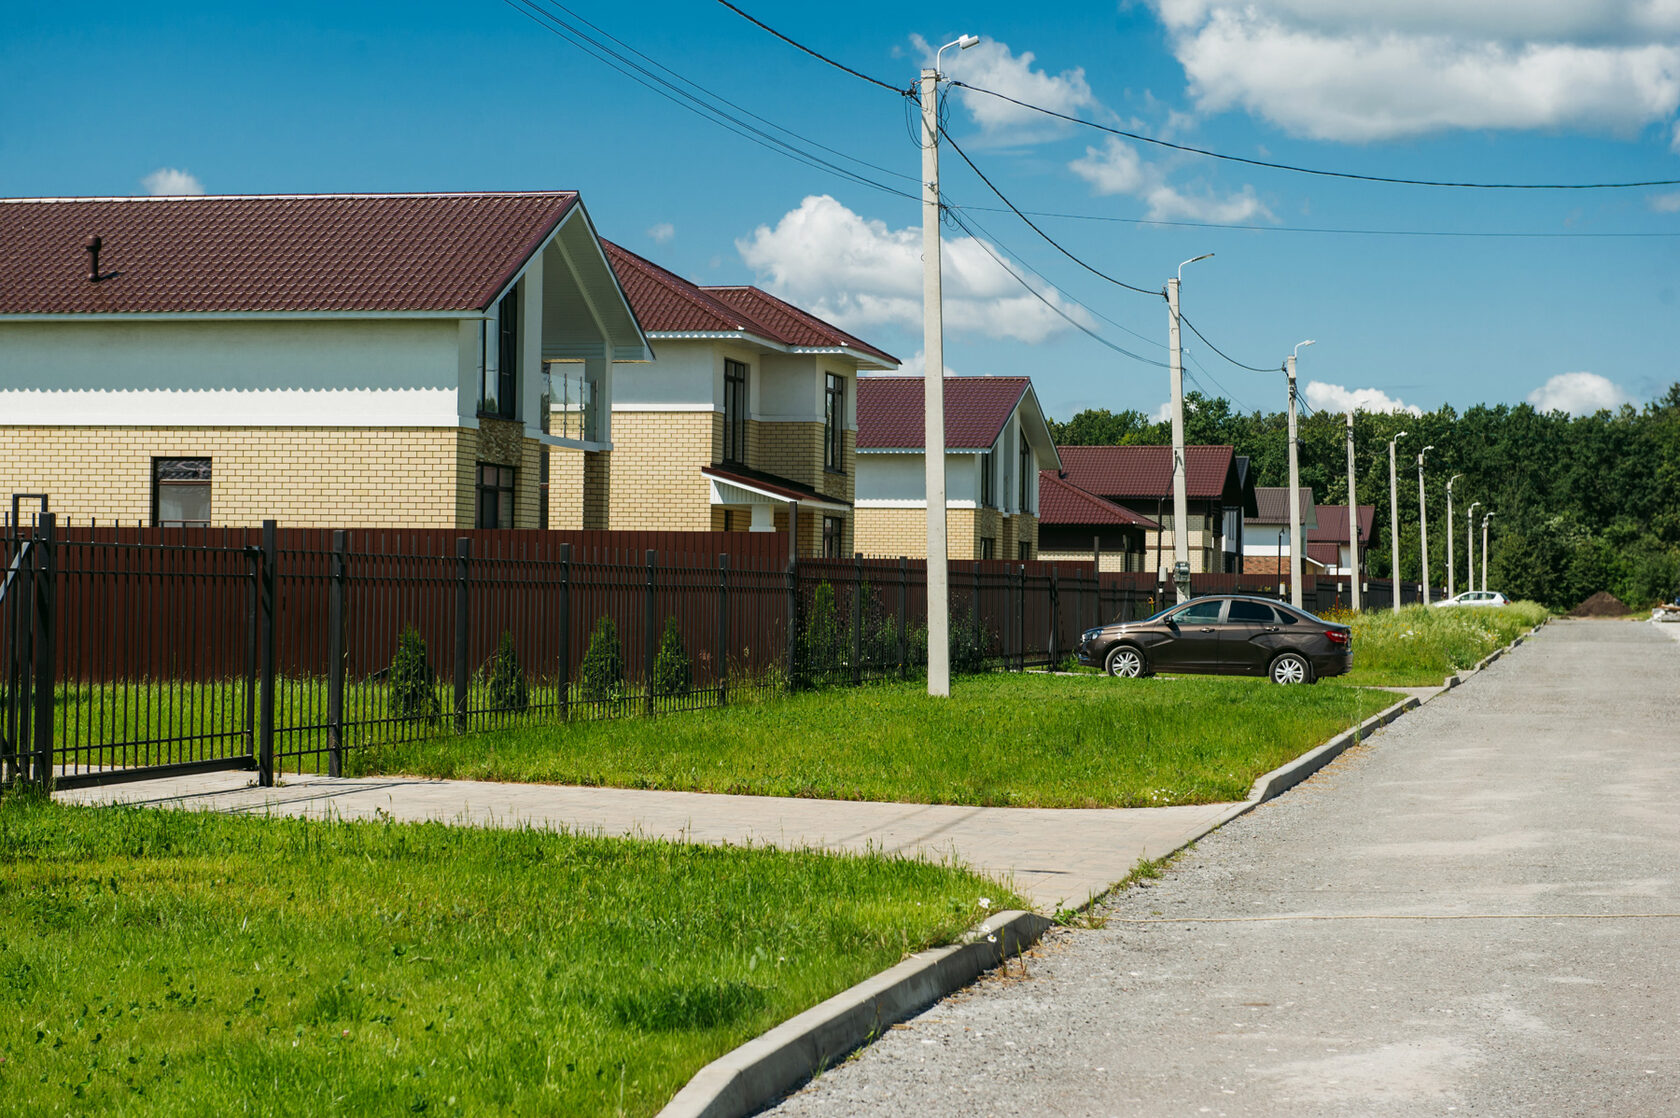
left=769, top=620, right=1680, bottom=1117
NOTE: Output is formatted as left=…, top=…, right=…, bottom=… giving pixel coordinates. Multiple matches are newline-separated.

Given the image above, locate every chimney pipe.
left=86, top=235, right=102, bottom=282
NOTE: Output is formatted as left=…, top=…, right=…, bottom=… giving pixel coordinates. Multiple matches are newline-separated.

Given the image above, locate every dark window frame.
left=723, top=359, right=748, bottom=465
left=475, top=463, right=517, bottom=529
left=1018, top=435, right=1031, bottom=511
left=979, top=536, right=997, bottom=560
left=980, top=441, right=997, bottom=510
left=151, top=457, right=212, bottom=528
left=480, top=288, right=520, bottom=420
left=822, top=514, right=844, bottom=558
left=824, top=372, right=845, bottom=473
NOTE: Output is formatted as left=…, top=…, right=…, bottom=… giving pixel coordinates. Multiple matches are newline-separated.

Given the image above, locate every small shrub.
left=486, top=631, right=529, bottom=712
left=949, top=611, right=992, bottom=675
left=797, top=582, right=844, bottom=687
left=389, top=626, right=441, bottom=724
left=652, top=616, right=693, bottom=697
left=579, top=616, right=625, bottom=703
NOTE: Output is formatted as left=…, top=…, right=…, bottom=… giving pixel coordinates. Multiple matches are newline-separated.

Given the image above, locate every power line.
left=980, top=207, right=1680, bottom=240
left=711, top=0, right=907, bottom=95
left=939, top=124, right=1163, bottom=297
left=1178, top=313, right=1282, bottom=374
left=949, top=80, right=1680, bottom=191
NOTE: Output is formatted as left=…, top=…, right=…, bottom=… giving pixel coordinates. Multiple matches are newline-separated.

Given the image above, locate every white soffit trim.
left=708, top=477, right=849, bottom=511
left=610, top=402, right=719, bottom=413
left=856, top=498, right=979, bottom=510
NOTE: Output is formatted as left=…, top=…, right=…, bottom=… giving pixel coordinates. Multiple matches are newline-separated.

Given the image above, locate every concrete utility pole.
left=1417, top=444, right=1434, bottom=605
left=1482, top=512, right=1496, bottom=591
left=919, top=34, right=978, bottom=698
left=1444, top=475, right=1463, bottom=599
left=1285, top=340, right=1313, bottom=609
left=1387, top=430, right=1407, bottom=613
left=1346, top=410, right=1360, bottom=611
left=1167, top=252, right=1212, bottom=602
left=1466, top=501, right=1482, bottom=597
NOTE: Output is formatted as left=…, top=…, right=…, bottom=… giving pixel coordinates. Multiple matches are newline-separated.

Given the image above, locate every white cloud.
left=141, top=167, right=204, bottom=196
left=1151, top=399, right=1174, bottom=423
left=646, top=222, right=675, bottom=244
left=736, top=194, right=1094, bottom=345
left=915, top=34, right=1099, bottom=140
left=1652, top=191, right=1680, bottom=212
left=1304, top=380, right=1422, bottom=416
left=1069, top=136, right=1273, bottom=222
left=892, top=350, right=958, bottom=378
left=1528, top=371, right=1631, bottom=414
left=1151, top=2, right=1680, bottom=141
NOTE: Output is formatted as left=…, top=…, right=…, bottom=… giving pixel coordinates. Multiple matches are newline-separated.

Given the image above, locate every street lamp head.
left=1391, top=430, right=1408, bottom=448
left=1447, top=473, right=1463, bottom=492
left=1177, top=252, right=1214, bottom=281
left=1293, top=339, right=1316, bottom=359
left=935, top=34, right=981, bottom=71
left=1467, top=501, right=1481, bottom=519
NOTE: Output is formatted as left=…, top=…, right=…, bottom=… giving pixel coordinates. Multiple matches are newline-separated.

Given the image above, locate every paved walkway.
left=770, top=619, right=1680, bottom=1117
left=58, top=771, right=1240, bottom=911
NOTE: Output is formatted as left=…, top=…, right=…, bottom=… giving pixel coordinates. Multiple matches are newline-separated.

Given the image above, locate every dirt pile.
left=1569, top=591, right=1632, bottom=618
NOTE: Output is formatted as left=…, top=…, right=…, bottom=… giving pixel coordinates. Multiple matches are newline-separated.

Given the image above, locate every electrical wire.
left=949, top=80, right=1680, bottom=191
left=711, top=0, right=908, bottom=94
left=970, top=207, right=1680, bottom=239
left=939, top=124, right=1163, bottom=297
left=1178, top=313, right=1282, bottom=374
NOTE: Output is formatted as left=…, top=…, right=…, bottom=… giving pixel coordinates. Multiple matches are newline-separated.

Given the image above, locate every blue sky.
left=6, top=0, right=1680, bottom=423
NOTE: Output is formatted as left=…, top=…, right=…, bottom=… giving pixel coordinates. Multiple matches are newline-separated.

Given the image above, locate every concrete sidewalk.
left=58, top=772, right=1239, bottom=911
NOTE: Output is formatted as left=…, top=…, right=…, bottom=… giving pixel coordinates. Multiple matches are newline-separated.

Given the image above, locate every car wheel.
left=1269, top=652, right=1310, bottom=685
left=1105, top=645, right=1146, bottom=679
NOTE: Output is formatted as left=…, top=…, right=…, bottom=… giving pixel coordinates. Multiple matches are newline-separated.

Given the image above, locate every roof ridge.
left=601, top=240, right=772, bottom=336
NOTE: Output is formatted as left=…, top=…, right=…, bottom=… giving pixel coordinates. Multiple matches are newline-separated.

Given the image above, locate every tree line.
left=1049, top=383, right=1680, bottom=611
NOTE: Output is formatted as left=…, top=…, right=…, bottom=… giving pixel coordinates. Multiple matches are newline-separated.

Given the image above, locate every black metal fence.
left=0, top=515, right=1440, bottom=791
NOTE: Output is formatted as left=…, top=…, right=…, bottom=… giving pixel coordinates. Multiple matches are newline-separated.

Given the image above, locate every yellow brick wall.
left=547, top=447, right=585, bottom=530
left=854, top=507, right=925, bottom=558
left=606, top=412, right=716, bottom=532
left=855, top=507, right=1037, bottom=561
left=0, top=425, right=480, bottom=528
left=747, top=421, right=855, bottom=505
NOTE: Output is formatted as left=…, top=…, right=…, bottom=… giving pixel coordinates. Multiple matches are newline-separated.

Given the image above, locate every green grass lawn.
left=0, top=797, right=1018, bottom=1117
left=351, top=672, right=1395, bottom=808
left=1336, top=602, right=1549, bottom=687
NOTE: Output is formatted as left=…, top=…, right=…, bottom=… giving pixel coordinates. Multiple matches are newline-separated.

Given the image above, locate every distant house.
left=600, top=242, right=898, bottom=556
left=1242, top=486, right=1324, bottom=576
left=1050, top=445, right=1257, bottom=574
left=853, top=376, right=1059, bottom=560
left=0, top=191, right=650, bottom=529
left=1308, top=504, right=1376, bottom=576
left=1034, top=470, right=1159, bottom=571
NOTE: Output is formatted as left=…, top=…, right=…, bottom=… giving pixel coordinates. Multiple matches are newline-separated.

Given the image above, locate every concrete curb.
left=656, top=909, right=1051, bottom=1118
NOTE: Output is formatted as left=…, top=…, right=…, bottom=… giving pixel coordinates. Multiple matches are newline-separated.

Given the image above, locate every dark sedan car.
left=1076, top=594, right=1352, bottom=684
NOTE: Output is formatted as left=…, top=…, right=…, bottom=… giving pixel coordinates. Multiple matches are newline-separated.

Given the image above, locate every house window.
left=152, top=458, right=211, bottom=527
left=1019, top=540, right=1031, bottom=560
left=723, top=359, right=748, bottom=464
left=476, top=464, right=516, bottom=529
left=481, top=288, right=519, bottom=419
left=1018, top=436, right=1031, bottom=512
left=824, top=373, right=845, bottom=473
left=980, top=443, right=997, bottom=509
left=822, top=515, right=844, bottom=558
left=980, top=536, right=997, bottom=560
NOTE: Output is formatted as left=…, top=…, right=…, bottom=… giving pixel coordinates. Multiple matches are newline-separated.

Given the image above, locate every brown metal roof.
left=1037, top=471, right=1160, bottom=528
left=602, top=241, right=897, bottom=365
left=856, top=376, right=1031, bottom=450
left=1248, top=487, right=1316, bottom=525
left=1055, top=444, right=1238, bottom=501
left=700, top=463, right=851, bottom=506
left=0, top=192, right=581, bottom=315
left=1308, top=504, right=1376, bottom=544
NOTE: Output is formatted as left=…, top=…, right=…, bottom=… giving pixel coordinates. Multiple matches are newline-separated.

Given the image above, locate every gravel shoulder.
left=769, top=619, right=1680, bottom=1117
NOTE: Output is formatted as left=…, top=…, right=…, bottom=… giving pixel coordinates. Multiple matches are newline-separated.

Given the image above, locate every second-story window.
left=980, top=441, right=997, bottom=509
left=1018, top=435, right=1031, bottom=512
left=723, top=359, right=748, bottom=464
left=481, top=287, right=519, bottom=419
left=824, top=373, right=845, bottom=472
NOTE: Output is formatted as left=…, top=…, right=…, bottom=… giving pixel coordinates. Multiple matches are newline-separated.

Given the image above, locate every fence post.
left=1005, top=561, right=1017, bottom=672
left=785, top=556, right=799, bottom=692
left=1049, top=567, right=1060, bottom=668
left=30, top=513, right=56, bottom=788
left=557, top=543, right=571, bottom=720
left=717, top=554, right=729, bottom=707
left=325, top=529, right=348, bottom=778
left=896, top=556, right=908, bottom=680
left=453, top=537, right=471, bottom=734
left=970, top=561, right=981, bottom=651
left=644, top=549, right=657, bottom=716
left=1016, top=564, right=1026, bottom=671
left=851, top=552, right=863, bottom=687
left=8, top=539, right=35, bottom=786
left=257, top=518, right=277, bottom=788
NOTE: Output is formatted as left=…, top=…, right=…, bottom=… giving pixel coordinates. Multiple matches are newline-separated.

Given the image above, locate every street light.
left=1465, top=501, right=1482, bottom=596
left=1481, top=512, right=1497, bottom=591
left=1166, top=252, right=1213, bottom=602
left=1387, top=430, right=1407, bottom=613
left=1417, top=444, right=1434, bottom=605
left=1284, top=339, right=1314, bottom=609
left=920, top=31, right=980, bottom=699
left=1444, top=475, right=1463, bottom=599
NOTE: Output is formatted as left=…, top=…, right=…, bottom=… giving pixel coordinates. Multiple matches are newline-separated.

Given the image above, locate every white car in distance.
left=1434, top=590, right=1509, bottom=608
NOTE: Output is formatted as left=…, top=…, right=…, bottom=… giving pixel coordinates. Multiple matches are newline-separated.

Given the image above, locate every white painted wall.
left=856, top=450, right=981, bottom=507
left=1, top=317, right=464, bottom=426
left=611, top=341, right=717, bottom=410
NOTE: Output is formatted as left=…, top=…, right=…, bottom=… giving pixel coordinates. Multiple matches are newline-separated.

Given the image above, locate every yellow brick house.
left=594, top=242, right=899, bottom=556
left=0, top=191, right=650, bottom=528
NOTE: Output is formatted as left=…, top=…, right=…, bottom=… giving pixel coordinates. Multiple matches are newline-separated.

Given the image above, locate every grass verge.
left=1335, top=602, right=1549, bottom=687
left=0, top=798, right=1018, bottom=1117
left=352, top=672, right=1394, bottom=808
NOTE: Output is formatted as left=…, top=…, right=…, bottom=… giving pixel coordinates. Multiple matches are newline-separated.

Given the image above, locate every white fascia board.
left=856, top=498, right=978, bottom=510
left=611, top=402, right=718, bottom=413
left=856, top=446, right=991, bottom=454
